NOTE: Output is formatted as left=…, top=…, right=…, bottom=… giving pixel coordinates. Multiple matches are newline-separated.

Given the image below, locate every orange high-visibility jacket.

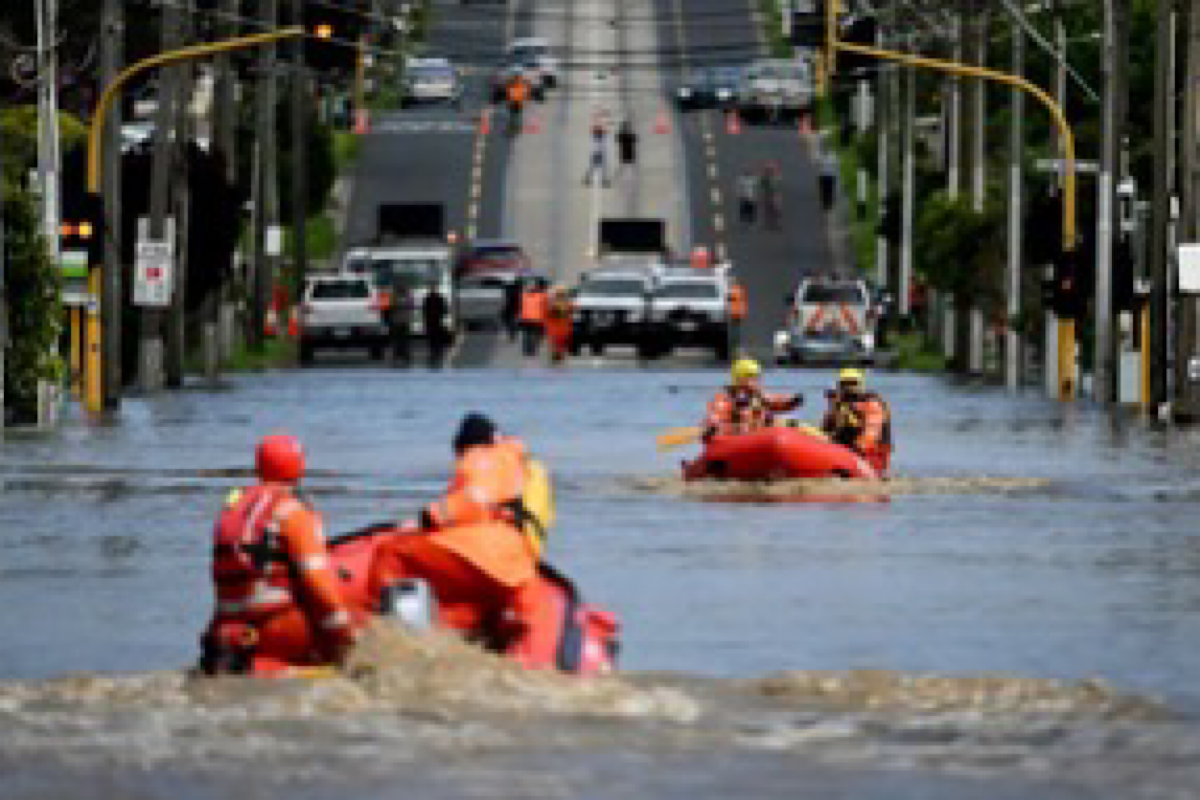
left=704, top=386, right=800, bottom=434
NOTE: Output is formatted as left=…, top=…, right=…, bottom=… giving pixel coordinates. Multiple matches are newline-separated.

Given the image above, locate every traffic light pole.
left=827, top=20, right=1080, bottom=401
left=83, top=26, right=305, bottom=413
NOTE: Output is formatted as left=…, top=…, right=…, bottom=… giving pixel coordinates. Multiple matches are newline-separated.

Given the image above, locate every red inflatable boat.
left=327, top=525, right=620, bottom=675
left=682, top=426, right=879, bottom=481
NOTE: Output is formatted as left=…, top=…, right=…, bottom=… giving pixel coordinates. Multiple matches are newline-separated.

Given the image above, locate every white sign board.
left=1177, top=243, right=1200, bottom=295
left=266, top=225, right=284, bottom=257
left=1034, top=158, right=1099, bottom=175
left=134, top=239, right=174, bottom=307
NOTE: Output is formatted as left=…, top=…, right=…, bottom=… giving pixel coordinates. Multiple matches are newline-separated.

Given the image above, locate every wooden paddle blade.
left=656, top=426, right=702, bottom=451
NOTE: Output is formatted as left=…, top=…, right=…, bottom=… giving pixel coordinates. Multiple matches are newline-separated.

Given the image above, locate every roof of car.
left=509, top=37, right=550, bottom=47
left=466, top=239, right=524, bottom=250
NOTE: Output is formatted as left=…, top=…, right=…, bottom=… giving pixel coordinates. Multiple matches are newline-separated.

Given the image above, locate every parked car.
left=456, top=270, right=544, bottom=332
left=298, top=274, right=390, bottom=364
left=735, top=58, right=815, bottom=121
left=675, top=65, right=743, bottom=111
left=401, top=57, right=462, bottom=106
left=507, top=37, right=560, bottom=88
left=774, top=277, right=877, bottom=366
left=570, top=269, right=658, bottom=357
left=645, top=267, right=731, bottom=360
left=453, top=240, right=532, bottom=281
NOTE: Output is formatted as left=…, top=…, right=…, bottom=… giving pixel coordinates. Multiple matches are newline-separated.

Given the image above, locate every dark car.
left=675, top=65, right=744, bottom=111
left=453, top=240, right=533, bottom=281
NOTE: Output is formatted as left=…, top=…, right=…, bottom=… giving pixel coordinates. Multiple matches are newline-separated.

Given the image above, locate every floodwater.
left=2, top=364, right=1200, bottom=799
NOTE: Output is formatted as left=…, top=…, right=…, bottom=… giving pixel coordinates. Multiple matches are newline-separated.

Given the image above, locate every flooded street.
left=3, top=365, right=1200, bottom=798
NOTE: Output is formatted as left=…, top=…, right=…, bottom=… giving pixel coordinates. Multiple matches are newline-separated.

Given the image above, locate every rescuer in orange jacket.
left=704, top=357, right=803, bottom=437
left=821, top=367, right=893, bottom=475
left=518, top=279, right=549, bottom=357
left=727, top=279, right=748, bottom=353
left=368, top=414, right=539, bottom=639
left=543, top=285, right=574, bottom=364
left=200, top=434, right=365, bottom=675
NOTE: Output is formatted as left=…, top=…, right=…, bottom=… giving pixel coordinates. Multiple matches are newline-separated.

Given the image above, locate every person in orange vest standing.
left=368, top=413, right=539, bottom=639
left=518, top=278, right=549, bottom=357
left=727, top=277, right=748, bottom=356
left=543, top=285, right=574, bottom=364
left=200, top=434, right=365, bottom=675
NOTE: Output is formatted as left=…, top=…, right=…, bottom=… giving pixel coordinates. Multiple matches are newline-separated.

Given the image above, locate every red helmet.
left=256, top=434, right=305, bottom=483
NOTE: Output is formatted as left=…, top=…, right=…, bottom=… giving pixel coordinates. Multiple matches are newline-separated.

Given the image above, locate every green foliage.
left=893, top=331, right=945, bottom=373
left=2, top=186, right=64, bottom=422
left=0, top=107, right=88, bottom=187
left=914, top=192, right=1006, bottom=313
left=756, top=0, right=794, bottom=58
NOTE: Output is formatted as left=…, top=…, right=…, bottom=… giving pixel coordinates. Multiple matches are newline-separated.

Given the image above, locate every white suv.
left=645, top=268, right=731, bottom=361
left=507, top=37, right=560, bottom=88
left=298, top=274, right=390, bottom=365
left=774, top=277, right=877, bottom=366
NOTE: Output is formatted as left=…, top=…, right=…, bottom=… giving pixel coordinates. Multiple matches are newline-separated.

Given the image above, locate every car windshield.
left=801, top=283, right=865, bottom=304
left=711, top=67, right=742, bottom=84
left=657, top=282, right=719, bottom=300
left=460, top=275, right=510, bottom=291
left=579, top=279, right=648, bottom=298
left=310, top=280, right=370, bottom=300
left=511, top=43, right=547, bottom=59
left=373, top=259, right=444, bottom=289
left=470, top=247, right=523, bottom=264
left=413, top=65, right=454, bottom=81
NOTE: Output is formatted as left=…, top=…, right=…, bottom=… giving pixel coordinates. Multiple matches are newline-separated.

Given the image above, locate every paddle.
left=656, top=421, right=829, bottom=452
left=656, top=426, right=703, bottom=452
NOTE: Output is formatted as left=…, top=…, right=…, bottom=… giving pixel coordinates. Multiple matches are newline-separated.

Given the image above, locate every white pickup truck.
left=774, top=277, right=877, bottom=366
left=298, top=274, right=390, bottom=365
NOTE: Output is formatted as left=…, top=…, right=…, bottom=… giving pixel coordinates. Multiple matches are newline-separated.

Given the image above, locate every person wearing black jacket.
left=422, top=284, right=453, bottom=369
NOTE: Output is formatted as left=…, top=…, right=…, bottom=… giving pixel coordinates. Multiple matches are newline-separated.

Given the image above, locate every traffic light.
left=59, top=192, right=106, bottom=267
left=303, top=3, right=364, bottom=73
left=1050, top=247, right=1085, bottom=319
left=791, top=1, right=827, bottom=48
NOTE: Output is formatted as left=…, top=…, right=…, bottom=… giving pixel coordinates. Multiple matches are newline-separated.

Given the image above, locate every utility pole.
left=1095, top=0, right=1120, bottom=404
left=1150, top=0, right=1175, bottom=412
left=875, top=22, right=889, bottom=289
left=35, top=0, right=62, bottom=281
left=1, top=116, right=7, bottom=426
left=899, top=38, right=915, bottom=319
left=250, top=0, right=279, bottom=352
left=970, top=9, right=988, bottom=376
left=100, top=0, right=123, bottom=408
left=1178, top=0, right=1200, bottom=419
left=290, top=0, right=309, bottom=301
left=165, top=7, right=195, bottom=389
left=1006, top=17, right=1024, bottom=391
left=142, top=0, right=183, bottom=393
left=206, top=0, right=240, bottom=384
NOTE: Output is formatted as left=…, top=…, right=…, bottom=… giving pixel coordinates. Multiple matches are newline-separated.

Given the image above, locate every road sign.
left=60, top=250, right=90, bottom=306
left=133, top=239, right=174, bottom=307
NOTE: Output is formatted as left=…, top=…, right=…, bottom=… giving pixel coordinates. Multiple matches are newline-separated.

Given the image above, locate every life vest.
left=728, top=285, right=748, bottom=321
left=828, top=392, right=892, bottom=452
left=519, top=289, right=548, bottom=324
left=211, top=485, right=301, bottom=619
left=725, top=385, right=774, bottom=429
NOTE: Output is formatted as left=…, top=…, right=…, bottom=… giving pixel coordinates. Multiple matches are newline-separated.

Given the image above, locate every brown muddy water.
left=2, top=367, right=1199, bottom=798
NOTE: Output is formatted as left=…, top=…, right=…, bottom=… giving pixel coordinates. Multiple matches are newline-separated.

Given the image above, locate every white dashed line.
left=710, top=187, right=722, bottom=205
left=713, top=214, right=726, bottom=233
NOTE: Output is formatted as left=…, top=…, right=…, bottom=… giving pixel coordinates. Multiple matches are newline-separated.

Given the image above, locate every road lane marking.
left=713, top=213, right=726, bottom=233
left=711, top=187, right=722, bottom=205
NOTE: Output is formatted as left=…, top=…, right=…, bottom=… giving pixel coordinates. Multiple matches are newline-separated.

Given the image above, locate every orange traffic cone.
left=654, top=109, right=671, bottom=134
left=353, top=108, right=370, bottom=135
left=797, top=112, right=812, bottom=135
left=479, top=108, right=491, bottom=135
left=287, top=306, right=300, bottom=340
left=725, top=109, right=741, bottom=135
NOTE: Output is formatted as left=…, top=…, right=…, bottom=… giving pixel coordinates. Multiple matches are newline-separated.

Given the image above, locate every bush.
left=914, top=192, right=1006, bottom=314
left=2, top=186, right=64, bottom=423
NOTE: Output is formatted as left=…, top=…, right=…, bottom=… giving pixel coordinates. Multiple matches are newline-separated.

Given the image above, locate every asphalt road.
left=662, top=0, right=837, bottom=365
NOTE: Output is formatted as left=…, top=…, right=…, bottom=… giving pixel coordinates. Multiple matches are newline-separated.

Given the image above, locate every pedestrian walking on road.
left=818, top=149, right=839, bottom=212
left=501, top=277, right=522, bottom=341
left=422, top=283, right=453, bottom=369
left=727, top=277, right=748, bottom=355
left=760, top=161, right=782, bottom=231
left=582, top=123, right=610, bottom=188
left=736, top=169, right=758, bottom=227
left=388, top=285, right=413, bottom=367
left=614, top=119, right=638, bottom=179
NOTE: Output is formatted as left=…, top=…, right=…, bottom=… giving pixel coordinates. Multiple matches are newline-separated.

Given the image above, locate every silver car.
left=401, top=58, right=462, bottom=106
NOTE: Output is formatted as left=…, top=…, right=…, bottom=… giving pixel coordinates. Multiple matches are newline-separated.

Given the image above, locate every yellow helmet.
left=731, top=357, right=761, bottom=382
left=838, top=367, right=865, bottom=387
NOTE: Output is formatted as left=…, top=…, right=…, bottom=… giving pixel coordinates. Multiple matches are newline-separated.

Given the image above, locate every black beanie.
left=454, top=413, right=497, bottom=453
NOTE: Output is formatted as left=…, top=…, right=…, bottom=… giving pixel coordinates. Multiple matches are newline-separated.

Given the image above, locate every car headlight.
left=858, top=332, right=875, bottom=351
left=678, top=88, right=692, bottom=98
left=716, top=89, right=731, bottom=100
left=774, top=330, right=791, bottom=349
